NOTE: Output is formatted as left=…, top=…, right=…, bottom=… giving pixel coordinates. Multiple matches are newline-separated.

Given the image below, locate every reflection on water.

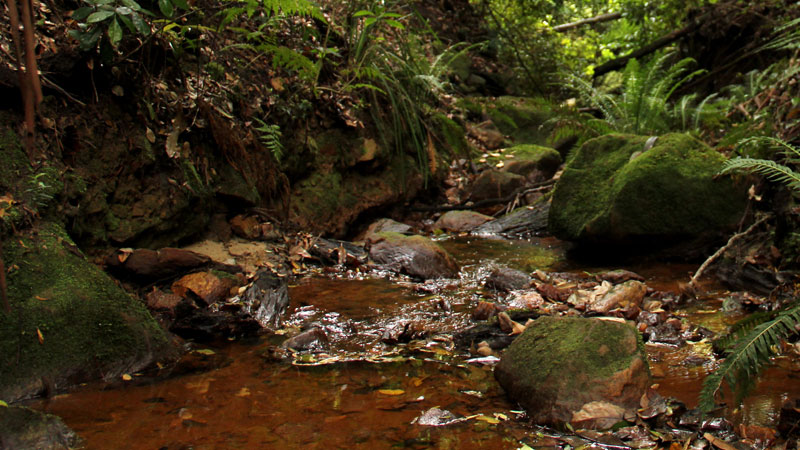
left=25, top=236, right=800, bottom=447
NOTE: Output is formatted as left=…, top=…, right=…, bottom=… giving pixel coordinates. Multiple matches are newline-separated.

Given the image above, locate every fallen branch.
left=553, top=12, right=622, bottom=33
left=688, top=215, right=770, bottom=290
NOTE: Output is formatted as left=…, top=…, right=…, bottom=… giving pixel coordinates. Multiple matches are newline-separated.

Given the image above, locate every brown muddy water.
left=26, top=236, right=800, bottom=449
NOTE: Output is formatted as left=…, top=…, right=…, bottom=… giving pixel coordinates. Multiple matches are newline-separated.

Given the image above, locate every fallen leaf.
left=236, top=387, right=251, bottom=397
left=145, top=127, right=156, bottom=143
left=703, top=433, right=739, bottom=450
left=194, top=349, right=216, bottom=355
left=112, top=85, right=124, bottom=96
left=35, top=295, right=48, bottom=301
left=474, top=415, right=500, bottom=424
left=122, top=374, right=132, bottom=381
left=37, top=328, right=44, bottom=344
left=378, top=389, right=405, bottom=396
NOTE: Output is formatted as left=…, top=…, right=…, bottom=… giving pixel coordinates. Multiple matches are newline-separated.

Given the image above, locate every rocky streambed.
left=12, top=230, right=800, bottom=450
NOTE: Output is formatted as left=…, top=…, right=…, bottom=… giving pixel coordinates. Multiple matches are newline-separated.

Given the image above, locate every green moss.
left=0, top=129, right=30, bottom=192
left=180, top=159, right=211, bottom=195
left=549, top=133, right=747, bottom=242
left=505, top=316, right=646, bottom=385
left=0, top=222, right=170, bottom=401
left=431, top=113, right=471, bottom=158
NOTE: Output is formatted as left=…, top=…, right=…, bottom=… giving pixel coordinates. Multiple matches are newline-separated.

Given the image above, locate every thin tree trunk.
left=553, top=12, right=622, bottom=33
left=592, top=23, right=699, bottom=78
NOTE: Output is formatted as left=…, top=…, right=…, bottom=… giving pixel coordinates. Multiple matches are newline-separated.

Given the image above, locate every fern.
left=720, top=137, right=800, bottom=191
left=699, top=303, right=800, bottom=412
left=253, top=119, right=284, bottom=162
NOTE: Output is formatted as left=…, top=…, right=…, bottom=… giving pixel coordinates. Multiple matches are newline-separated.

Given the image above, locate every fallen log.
left=553, top=12, right=622, bottom=33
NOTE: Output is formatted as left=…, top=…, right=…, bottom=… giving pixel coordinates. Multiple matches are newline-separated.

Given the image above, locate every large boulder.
left=0, top=223, right=173, bottom=402
left=470, top=170, right=525, bottom=202
left=494, top=316, right=651, bottom=429
left=367, top=232, right=459, bottom=279
left=548, top=133, right=747, bottom=245
left=502, top=144, right=562, bottom=181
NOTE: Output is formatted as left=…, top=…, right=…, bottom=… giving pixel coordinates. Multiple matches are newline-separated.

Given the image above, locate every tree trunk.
left=553, top=12, right=622, bottom=33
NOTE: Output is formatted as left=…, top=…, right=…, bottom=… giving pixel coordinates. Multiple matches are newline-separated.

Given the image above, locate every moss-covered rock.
left=502, top=144, right=562, bottom=180
left=367, top=232, right=459, bottom=279
left=290, top=155, right=423, bottom=237
left=0, top=406, right=81, bottom=450
left=494, top=316, right=650, bottom=429
left=549, top=133, right=747, bottom=244
left=0, top=222, right=172, bottom=402
left=431, top=113, right=471, bottom=159
left=486, top=97, right=555, bottom=145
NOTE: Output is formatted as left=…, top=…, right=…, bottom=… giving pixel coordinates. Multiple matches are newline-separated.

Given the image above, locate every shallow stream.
left=26, top=236, right=800, bottom=448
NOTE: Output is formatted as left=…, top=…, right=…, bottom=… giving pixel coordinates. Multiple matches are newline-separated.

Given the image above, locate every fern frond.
left=720, top=157, right=800, bottom=191
left=699, top=303, right=800, bottom=412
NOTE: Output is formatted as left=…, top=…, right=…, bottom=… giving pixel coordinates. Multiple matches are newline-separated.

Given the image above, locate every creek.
left=25, top=236, right=800, bottom=449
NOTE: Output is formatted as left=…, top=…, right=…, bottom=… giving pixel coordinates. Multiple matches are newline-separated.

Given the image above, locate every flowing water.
left=25, top=236, right=800, bottom=448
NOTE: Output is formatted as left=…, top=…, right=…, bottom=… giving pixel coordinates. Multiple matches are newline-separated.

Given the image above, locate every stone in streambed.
left=470, top=170, right=525, bottom=202
left=502, top=144, right=562, bottom=181
left=494, top=316, right=650, bottom=429
left=484, top=267, right=532, bottom=292
left=0, top=406, right=81, bottom=450
left=433, top=210, right=493, bottom=233
left=367, top=232, right=459, bottom=280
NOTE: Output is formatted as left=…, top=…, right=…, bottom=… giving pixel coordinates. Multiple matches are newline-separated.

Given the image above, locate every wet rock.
left=381, top=322, right=429, bottom=344
left=145, top=288, right=183, bottom=311
left=242, top=268, right=290, bottom=329
left=549, top=133, right=747, bottom=246
left=172, top=271, right=236, bottom=307
left=230, top=214, right=262, bottom=240
left=0, top=406, right=81, bottom=450
left=282, top=327, right=329, bottom=351
left=309, top=238, right=367, bottom=266
left=494, top=316, right=651, bottom=429
left=1, top=223, right=173, bottom=402
left=358, top=218, right=413, bottom=242
left=502, top=144, right=562, bottom=181
left=106, top=247, right=211, bottom=280
left=367, top=232, right=460, bottom=280
left=596, top=269, right=645, bottom=284
left=455, top=310, right=539, bottom=350
left=433, top=210, right=493, bottom=233
left=485, top=267, right=532, bottom=292
left=472, top=301, right=502, bottom=320
left=589, top=280, right=647, bottom=314
left=507, top=290, right=545, bottom=310
left=472, top=203, right=550, bottom=237
left=469, top=170, right=525, bottom=202
left=170, top=309, right=262, bottom=341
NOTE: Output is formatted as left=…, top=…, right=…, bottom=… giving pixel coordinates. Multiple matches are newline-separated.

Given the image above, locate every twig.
left=688, top=215, right=770, bottom=289
left=40, top=75, right=86, bottom=106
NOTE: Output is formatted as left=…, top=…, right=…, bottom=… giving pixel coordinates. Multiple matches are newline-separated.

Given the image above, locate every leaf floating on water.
left=378, top=389, right=405, bottom=396
left=36, top=328, right=44, bottom=344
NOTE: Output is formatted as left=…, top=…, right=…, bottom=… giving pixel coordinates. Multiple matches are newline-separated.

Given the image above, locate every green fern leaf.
left=700, top=303, right=800, bottom=412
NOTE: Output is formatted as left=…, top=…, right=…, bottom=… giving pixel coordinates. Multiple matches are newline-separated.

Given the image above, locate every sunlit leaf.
left=0, top=400, right=7, bottom=407
left=122, top=373, right=132, bottom=381
left=378, top=389, right=404, bottom=396
left=36, top=328, right=44, bottom=344
left=194, top=348, right=215, bottom=355
left=86, top=10, right=114, bottom=22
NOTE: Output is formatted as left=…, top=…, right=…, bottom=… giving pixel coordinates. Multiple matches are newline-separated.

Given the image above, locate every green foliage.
left=720, top=137, right=800, bottom=192
left=700, top=136, right=800, bottom=413
left=253, top=119, right=284, bottom=162
left=571, top=52, right=720, bottom=135
left=699, top=303, right=800, bottom=413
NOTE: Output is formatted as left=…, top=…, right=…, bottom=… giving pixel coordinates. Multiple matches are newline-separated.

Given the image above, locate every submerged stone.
left=494, top=316, right=650, bottom=429
left=548, top=133, right=747, bottom=245
left=0, top=406, right=81, bottom=450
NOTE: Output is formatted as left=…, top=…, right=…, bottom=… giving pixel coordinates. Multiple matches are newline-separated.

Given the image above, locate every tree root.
left=688, top=215, right=771, bottom=291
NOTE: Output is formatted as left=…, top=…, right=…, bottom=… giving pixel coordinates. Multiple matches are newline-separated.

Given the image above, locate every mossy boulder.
left=0, top=406, right=81, bottom=449
left=367, top=232, right=459, bottom=279
left=549, top=133, right=747, bottom=244
left=502, top=144, right=562, bottom=180
left=431, top=113, right=471, bottom=159
left=494, top=316, right=650, bottom=429
left=0, top=222, right=172, bottom=402
left=486, top=97, right=555, bottom=145
left=290, top=155, right=423, bottom=237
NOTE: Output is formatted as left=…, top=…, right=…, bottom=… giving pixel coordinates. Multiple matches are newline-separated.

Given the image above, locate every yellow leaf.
left=236, top=387, right=250, bottom=397
left=194, top=349, right=215, bottom=355
left=36, top=328, right=44, bottom=344
left=0, top=400, right=7, bottom=407
left=378, top=389, right=404, bottom=396
left=122, top=374, right=132, bottom=381
left=475, top=415, right=500, bottom=424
